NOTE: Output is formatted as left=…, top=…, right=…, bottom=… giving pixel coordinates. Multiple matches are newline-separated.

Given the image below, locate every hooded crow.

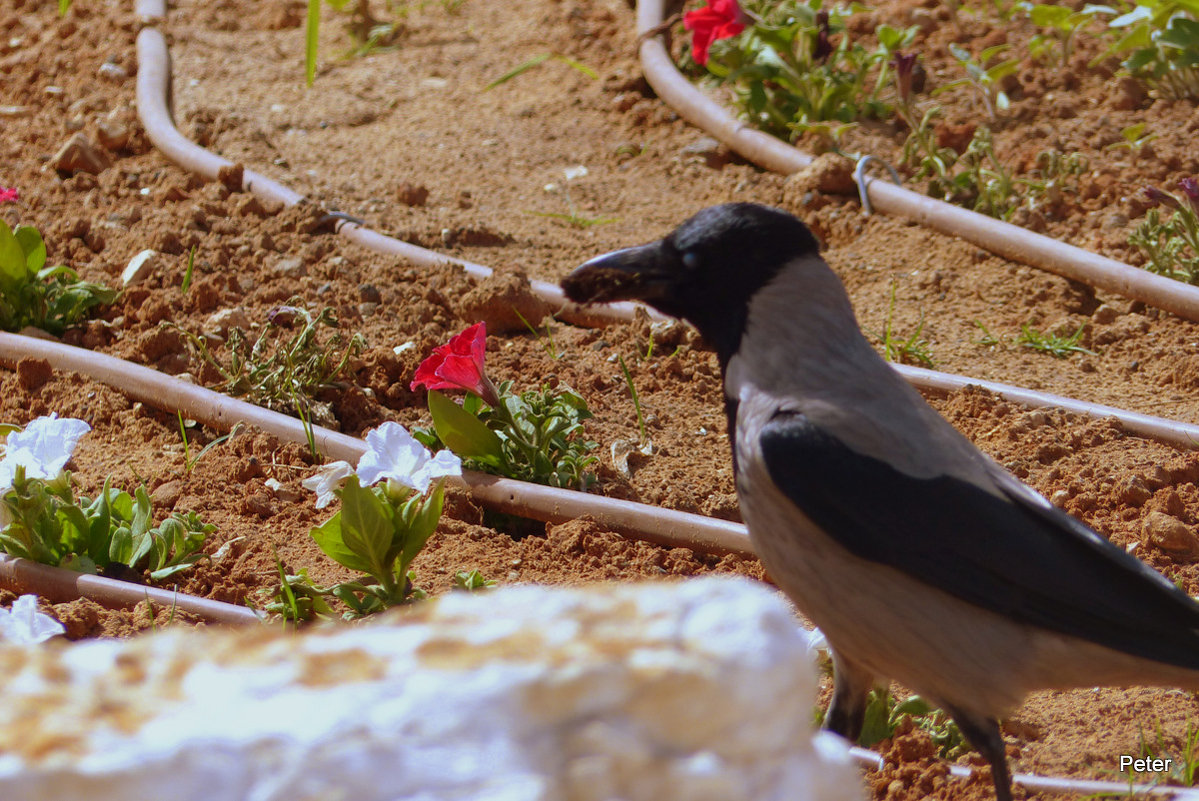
left=561, top=202, right=1199, bottom=801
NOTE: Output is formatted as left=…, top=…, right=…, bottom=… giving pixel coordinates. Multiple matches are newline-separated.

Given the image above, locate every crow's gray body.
left=729, top=261, right=1199, bottom=718
left=561, top=203, right=1199, bottom=800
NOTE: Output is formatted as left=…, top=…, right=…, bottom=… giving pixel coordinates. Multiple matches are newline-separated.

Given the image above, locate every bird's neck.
left=720, top=258, right=885, bottom=403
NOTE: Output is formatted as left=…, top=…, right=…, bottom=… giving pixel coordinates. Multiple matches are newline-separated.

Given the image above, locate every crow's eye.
left=682, top=251, right=701, bottom=271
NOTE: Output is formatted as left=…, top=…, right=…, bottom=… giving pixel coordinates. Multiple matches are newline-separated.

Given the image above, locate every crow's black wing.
left=759, top=410, right=1199, bottom=668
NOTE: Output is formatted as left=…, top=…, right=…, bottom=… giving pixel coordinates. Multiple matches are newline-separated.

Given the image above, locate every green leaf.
left=338, top=476, right=392, bottom=577
left=485, top=53, right=551, bottom=89
left=59, top=553, right=97, bottom=574
left=126, top=486, right=154, bottom=566
left=858, top=689, right=895, bottom=747
left=108, top=489, right=134, bottom=522
left=1030, top=4, right=1071, bottom=28
left=305, top=0, right=320, bottom=87
left=0, top=219, right=27, bottom=295
left=14, top=226, right=45, bottom=273
left=108, top=525, right=133, bottom=566
left=1160, top=17, right=1199, bottom=50
left=892, top=695, right=933, bottom=718
left=310, top=510, right=375, bottom=574
left=428, top=390, right=504, bottom=463
left=57, top=504, right=91, bottom=555
left=0, top=531, right=35, bottom=560
left=149, top=563, right=195, bottom=581
left=398, top=480, right=445, bottom=573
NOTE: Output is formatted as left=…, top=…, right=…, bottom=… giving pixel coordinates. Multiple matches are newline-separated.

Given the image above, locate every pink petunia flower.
left=410, top=322, right=502, bottom=407
left=0, top=187, right=17, bottom=204
left=684, top=0, right=747, bottom=67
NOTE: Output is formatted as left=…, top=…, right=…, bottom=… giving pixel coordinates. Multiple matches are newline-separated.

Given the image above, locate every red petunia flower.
left=410, top=322, right=501, bottom=406
left=684, top=0, right=747, bottom=67
left=0, top=187, right=17, bottom=204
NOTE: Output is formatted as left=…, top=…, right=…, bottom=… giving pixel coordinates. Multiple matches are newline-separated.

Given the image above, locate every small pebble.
left=49, top=132, right=110, bottom=174
left=121, top=249, right=157, bottom=286
left=1143, top=511, right=1199, bottom=557
left=204, top=307, right=251, bottom=337
left=1116, top=476, right=1152, bottom=507
left=97, top=62, right=128, bottom=81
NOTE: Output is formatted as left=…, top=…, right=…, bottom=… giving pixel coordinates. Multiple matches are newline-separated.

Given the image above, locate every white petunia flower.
left=0, top=414, right=91, bottom=490
left=0, top=595, right=65, bottom=645
left=301, top=460, right=355, bottom=509
left=356, top=421, right=461, bottom=494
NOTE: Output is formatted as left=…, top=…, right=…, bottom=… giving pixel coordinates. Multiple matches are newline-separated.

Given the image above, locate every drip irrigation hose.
left=131, top=0, right=1199, bottom=438
left=895, top=363, right=1199, bottom=447
left=24, top=5, right=1197, bottom=795
left=634, top=0, right=1199, bottom=324
left=132, top=12, right=661, bottom=330
left=0, top=553, right=260, bottom=626
left=844, top=746, right=1199, bottom=800
left=8, top=330, right=1199, bottom=559
left=0, top=333, right=753, bottom=557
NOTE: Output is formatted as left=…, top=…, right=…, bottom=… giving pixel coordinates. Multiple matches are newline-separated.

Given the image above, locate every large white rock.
left=0, top=577, right=862, bottom=801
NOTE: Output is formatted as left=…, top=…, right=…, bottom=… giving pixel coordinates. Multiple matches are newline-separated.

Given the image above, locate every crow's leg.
left=946, top=706, right=1013, bottom=801
left=824, top=649, right=873, bottom=743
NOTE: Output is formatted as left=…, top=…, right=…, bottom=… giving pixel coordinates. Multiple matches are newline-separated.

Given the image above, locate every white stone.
left=0, top=578, right=862, bottom=801
left=203, top=307, right=251, bottom=337
left=121, top=249, right=157, bottom=286
left=97, top=62, right=128, bottom=81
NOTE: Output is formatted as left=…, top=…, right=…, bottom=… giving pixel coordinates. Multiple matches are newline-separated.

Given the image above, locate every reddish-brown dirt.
left=4, top=0, right=1199, bottom=796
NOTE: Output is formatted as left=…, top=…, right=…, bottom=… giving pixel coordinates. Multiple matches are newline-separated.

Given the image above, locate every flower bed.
left=4, top=0, right=1199, bottom=794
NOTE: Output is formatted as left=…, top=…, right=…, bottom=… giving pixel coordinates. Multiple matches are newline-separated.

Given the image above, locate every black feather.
left=758, top=410, right=1199, bottom=669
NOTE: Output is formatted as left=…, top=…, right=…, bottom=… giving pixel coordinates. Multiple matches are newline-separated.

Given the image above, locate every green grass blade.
left=306, top=0, right=321, bottom=86
left=485, top=53, right=553, bottom=89
left=181, top=247, right=196, bottom=295
left=554, top=54, right=597, bottom=79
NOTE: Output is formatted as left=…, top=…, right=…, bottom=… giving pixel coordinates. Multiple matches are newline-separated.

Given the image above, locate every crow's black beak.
left=561, top=240, right=675, bottom=305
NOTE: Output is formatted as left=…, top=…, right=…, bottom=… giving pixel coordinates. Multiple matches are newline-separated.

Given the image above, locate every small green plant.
left=453, top=569, right=496, bottom=591
left=1097, top=0, right=1199, bottom=100
left=169, top=304, right=365, bottom=427
left=856, top=688, right=968, bottom=758
left=892, top=54, right=1070, bottom=220
left=617, top=354, right=651, bottom=452
left=0, top=219, right=118, bottom=336
left=869, top=282, right=934, bottom=367
left=1022, top=149, right=1087, bottom=216
left=1017, top=322, right=1095, bottom=357
left=975, top=320, right=1001, bottom=347
left=485, top=53, right=597, bottom=89
left=1107, top=121, right=1159, bottom=151
left=1023, top=2, right=1110, bottom=66
left=936, top=43, right=1019, bottom=119
left=180, top=246, right=196, bottom=295
left=1135, top=717, right=1199, bottom=786
left=698, top=0, right=917, bottom=140
left=534, top=166, right=617, bottom=229
left=514, top=308, right=561, bottom=360
left=268, top=422, right=459, bottom=621
left=1130, top=180, right=1199, bottom=283
left=305, top=0, right=469, bottom=83
left=177, top=414, right=241, bottom=474
left=410, top=323, right=599, bottom=490
left=0, top=416, right=212, bottom=581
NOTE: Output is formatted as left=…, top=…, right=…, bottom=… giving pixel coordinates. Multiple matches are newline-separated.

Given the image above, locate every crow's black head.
left=562, top=203, right=820, bottom=362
